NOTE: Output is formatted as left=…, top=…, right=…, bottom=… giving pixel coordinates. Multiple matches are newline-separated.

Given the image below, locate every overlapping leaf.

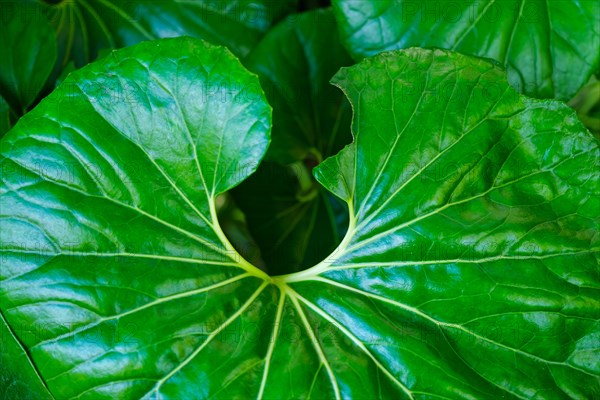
left=332, top=0, right=600, bottom=100
left=302, top=49, right=600, bottom=398
left=1, top=38, right=598, bottom=399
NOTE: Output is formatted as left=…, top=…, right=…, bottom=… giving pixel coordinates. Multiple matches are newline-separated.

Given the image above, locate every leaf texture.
left=1, top=39, right=598, bottom=399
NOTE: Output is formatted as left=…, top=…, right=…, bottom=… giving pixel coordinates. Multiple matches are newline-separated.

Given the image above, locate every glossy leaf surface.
left=232, top=9, right=352, bottom=273
left=1, top=37, right=273, bottom=399
left=1, top=40, right=599, bottom=399
left=332, top=0, right=600, bottom=100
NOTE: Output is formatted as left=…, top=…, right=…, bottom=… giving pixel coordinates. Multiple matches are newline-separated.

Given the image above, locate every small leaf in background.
left=1, top=39, right=598, bottom=398
left=230, top=9, right=354, bottom=274
left=246, top=8, right=353, bottom=164
left=332, top=0, right=600, bottom=100
left=0, top=3, right=57, bottom=119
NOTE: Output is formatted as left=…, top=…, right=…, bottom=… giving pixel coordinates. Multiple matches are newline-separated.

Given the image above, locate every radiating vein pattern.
left=305, top=48, right=600, bottom=398
left=0, top=38, right=273, bottom=399
left=1, top=40, right=598, bottom=400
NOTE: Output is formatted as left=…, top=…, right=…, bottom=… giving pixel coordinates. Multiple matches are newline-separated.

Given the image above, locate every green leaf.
left=307, top=49, right=600, bottom=398
left=246, top=8, right=353, bottom=163
left=231, top=9, right=353, bottom=273
left=331, top=0, right=600, bottom=100
left=1, top=41, right=599, bottom=399
left=0, top=3, right=57, bottom=114
left=1, top=37, right=272, bottom=398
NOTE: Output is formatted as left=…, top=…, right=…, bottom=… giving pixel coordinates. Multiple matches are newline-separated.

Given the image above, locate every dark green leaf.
left=232, top=9, right=353, bottom=273
left=233, top=161, right=348, bottom=275
left=19, top=0, right=297, bottom=67
left=332, top=0, right=600, bottom=100
left=0, top=4, right=57, bottom=114
left=1, top=0, right=295, bottom=130
left=1, top=41, right=598, bottom=399
left=0, top=97, right=10, bottom=137
left=246, top=8, right=352, bottom=164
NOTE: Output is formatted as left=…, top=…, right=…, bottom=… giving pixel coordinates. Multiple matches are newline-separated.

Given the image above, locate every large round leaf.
left=1, top=40, right=599, bottom=398
left=0, top=37, right=272, bottom=399
left=331, top=0, right=600, bottom=100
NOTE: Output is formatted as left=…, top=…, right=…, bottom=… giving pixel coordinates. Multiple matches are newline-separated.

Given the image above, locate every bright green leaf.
left=332, top=0, right=600, bottom=100
left=1, top=37, right=272, bottom=398
left=1, top=40, right=599, bottom=399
